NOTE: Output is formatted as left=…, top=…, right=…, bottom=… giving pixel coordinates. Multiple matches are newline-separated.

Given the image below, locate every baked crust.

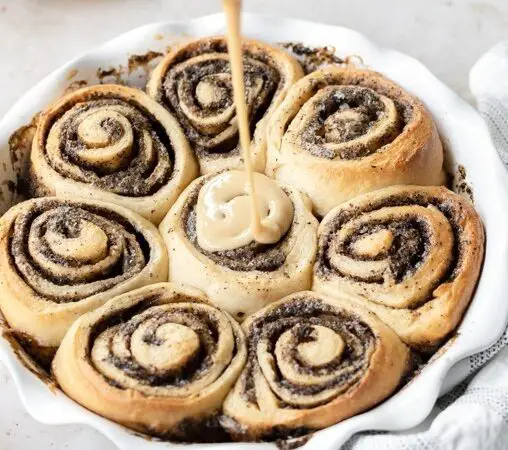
left=52, top=282, right=246, bottom=440
left=222, top=290, right=410, bottom=440
left=266, top=67, right=445, bottom=216
left=0, top=196, right=168, bottom=348
left=147, top=36, right=304, bottom=174
left=29, top=84, right=198, bottom=224
left=313, top=185, right=485, bottom=350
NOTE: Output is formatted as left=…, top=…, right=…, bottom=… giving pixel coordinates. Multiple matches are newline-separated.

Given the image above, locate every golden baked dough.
left=313, top=185, right=485, bottom=350
left=222, top=290, right=410, bottom=440
left=147, top=36, right=303, bottom=174
left=29, top=84, right=198, bottom=224
left=266, top=67, right=445, bottom=216
left=159, top=170, right=318, bottom=321
left=53, top=282, right=246, bottom=440
left=0, top=197, right=168, bottom=350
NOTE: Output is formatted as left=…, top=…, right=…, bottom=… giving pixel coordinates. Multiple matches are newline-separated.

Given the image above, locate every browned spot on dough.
left=64, top=79, right=88, bottom=94
left=8, top=114, right=39, bottom=197
left=67, top=69, right=78, bottom=80
left=128, top=51, right=164, bottom=75
left=0, top=315, right=57, bottom=391
left=279, top=41, right=345, bottom=74
left=276, top=434, right=314, bottom=450
left=97, top=66, right=124, bottom=84
left=453, top=165, right=474, bottom=204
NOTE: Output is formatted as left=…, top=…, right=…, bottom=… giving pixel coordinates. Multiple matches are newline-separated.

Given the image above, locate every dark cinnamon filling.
left=132, top=414, right=231, bottom=443
left=6, top=329, right=57, bottom=372
left=43, top=98, right=174, bottom=197
left=163, top=415, right=231, bottom=443
left=87, top=299, right=237, bottom=390
left=8, top=199, right=149, bottom=302
left=279, top=41, right=344, bottom=74
left=339, top=219, right=430, bottom=283
left=240, top=297, right=375, bottom=408
left=317, top=193, right=463, bottom=298
left=104, top=310, right=215, bottom=386
left=222, top=412, right=314, bottom=443
left=297, top=86, right=404, bottom=160
left=158, top=39, right=282, bottom=158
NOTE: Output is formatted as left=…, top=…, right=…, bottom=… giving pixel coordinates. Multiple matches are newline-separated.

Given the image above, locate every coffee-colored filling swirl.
left=9, top=200, right=148, bottom=302
left=317, top=190, right=463, bottom=309
left=43, top=98, right=173, bottom=196
left=292, top=85, right=404, bottom=160
left=52, top=283, right=247, bottom=441
left=266, top=67, right=444, bottom=218
left=222, top=291, right=410, bottom=440
left=314, top=186, right=484, bottom=350
left=183, top=178, right=293, bottom=272
left=241, top=297, right=375, bottom=408
left=89, top=299, right=240, bottom=394
left=159, top=41, right=280, bottom=157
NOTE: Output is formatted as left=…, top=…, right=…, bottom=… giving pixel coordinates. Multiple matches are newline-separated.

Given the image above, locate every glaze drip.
left=160, top=40, right=281, bottom=157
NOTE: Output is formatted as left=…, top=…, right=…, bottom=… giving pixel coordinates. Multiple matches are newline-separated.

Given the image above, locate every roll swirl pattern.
left=147, top=36, right=303, bottom=174
left=0, top=197, right=168, bottom=349
left=222, top=291, right=409, bottom=440
left=52, top=283, right=246, bottom=440
left=266, top=67, right=445, bottom=216
left=29, top=84, right=198, bottom=224
left=159, top=170, right=318, bottom=321
left=313, top=185, right=485, bottom=350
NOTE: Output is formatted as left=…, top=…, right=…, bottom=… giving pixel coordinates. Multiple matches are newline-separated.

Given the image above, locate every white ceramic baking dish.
left=0, top=13, right=507, bottom=450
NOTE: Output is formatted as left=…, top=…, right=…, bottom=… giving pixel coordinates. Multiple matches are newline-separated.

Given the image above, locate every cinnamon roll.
left=222, top=291, right=410, bottom=440
left=29, top=84, right=198, bottom=224
left=159, top=170, right=318, bottom=320
left=266, top=67, right=445, bottom=216
left=147, top=36, right=303, bottom=174
left=53, top=282, right=246, bottom=440
left=313, top=185, right=485, bottom=350
left=0, top=197, right=168, bottom=351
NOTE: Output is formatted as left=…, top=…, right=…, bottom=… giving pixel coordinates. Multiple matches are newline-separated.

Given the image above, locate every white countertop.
left=1, top=0, right=507, bottom=448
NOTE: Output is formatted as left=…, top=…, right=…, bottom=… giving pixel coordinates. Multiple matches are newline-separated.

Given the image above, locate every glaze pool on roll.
left=159, top=170, right=318, bottom=321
